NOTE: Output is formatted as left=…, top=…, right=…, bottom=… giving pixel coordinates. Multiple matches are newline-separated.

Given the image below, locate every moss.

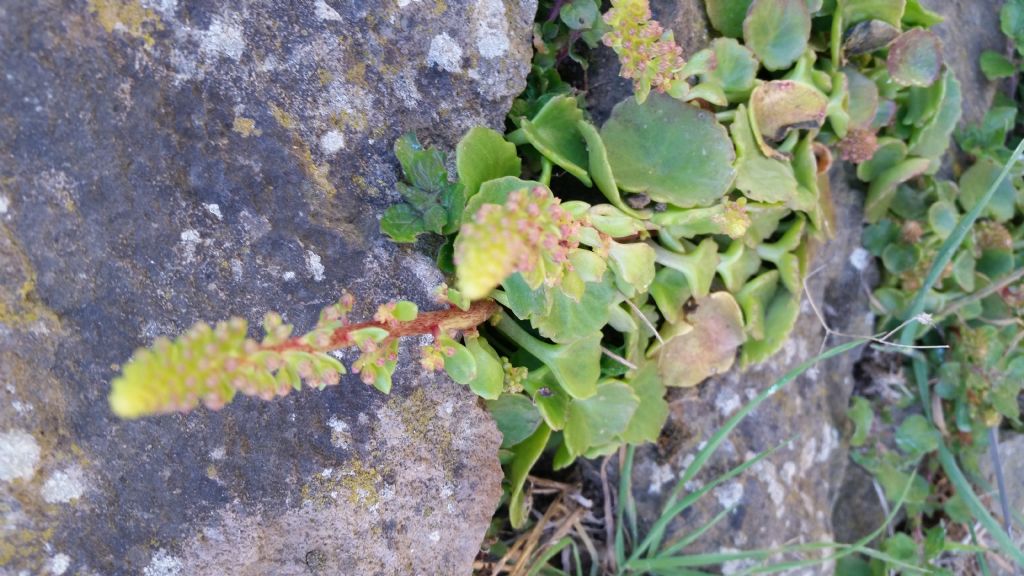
left=301, top=459, right=381, bottom=509
left=87, top=0, right=162, bottom=46
left=232, top=117, right=260, bottom=138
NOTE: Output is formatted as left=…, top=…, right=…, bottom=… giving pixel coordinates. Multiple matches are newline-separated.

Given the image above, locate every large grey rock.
left=626, top=163, right=874, bottom=572
left=0, top=0, right=535, bottom=574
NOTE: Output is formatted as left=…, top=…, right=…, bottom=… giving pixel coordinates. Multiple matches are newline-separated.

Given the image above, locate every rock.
left=0, top=1, right=535, bottom=573
left=978, top=432, right=1024, bottom=576
left=929, top=0, right=1009, bottom=126
left=586, top=0, right=711, bottom=123
left=627, top=163, right=874, bottom=570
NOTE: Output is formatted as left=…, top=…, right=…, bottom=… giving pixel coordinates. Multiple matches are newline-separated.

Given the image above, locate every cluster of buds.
left=900, top=220, right=924, bottom=244
left=501, top=356, right=528, bottom=394
left=419, top=337, right=457, bottom=372
left=974, top=220, right=1013, bottom=252
left=712, top=198, right=752, bottom=239
left=602, top=0, right=686, bottom=96
left=455, top=186, right=584, bottom=300
left=351, top=336, right=399, bottom=390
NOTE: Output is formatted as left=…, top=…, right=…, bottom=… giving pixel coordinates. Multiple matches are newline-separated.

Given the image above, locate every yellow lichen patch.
left=269, top=104, right=296, bottom=131
left=317, top=68, right=334, bottom=86
left=232, top=117, right=260, bottom=138
left=330, top=110, right=368, bottom=133
left=0, top=526, right=54, bottom=571
left=393, top=389, right=457, bottom=481
left=434, top=0, right=448, bottom=15
left=0, top=224, right=60, bottom=329
left=87, top=0, right=163, bottom=46
left=345, top=62, right=368, bottom=86
left=269, top=103, right=337, bottom=199
left=301, top=460, right=381, bottom=509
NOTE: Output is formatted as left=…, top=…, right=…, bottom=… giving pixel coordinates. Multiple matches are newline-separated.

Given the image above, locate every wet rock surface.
left=0, top=1, right=535, bottom=573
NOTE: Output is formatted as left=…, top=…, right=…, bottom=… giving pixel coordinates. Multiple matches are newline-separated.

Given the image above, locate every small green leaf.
left=560, top=0, right=599, bottom=30
left=907, top=70, right=962, bottom=159
left=456, top=126, right=522, bottom=199
left=740, top=289, right=800, bottom=367
left=464, top=336, right=504, bottom=400
left=743, top=0, right=811, bottom=71
left=564, top=381, right=639, bottom=456
left=651, top=238, right=720, bottom=299
left=926, top=200, right=958, bottom=239
left=856, top=137, right=907, bottom=182
left=705, top=0, right=755, bottom=37
left=487, top=394, right=543, bottom=449
left=520, top=96, right=592, bottom=186
left=979, top=50, right=1017, bottom=80
left=736, top=270, right=779, bottom=340
left=1002, top=0, right=1024, bottom=54
left=701, top=38, right=759, bottom=101
left=607, top=241, right=657, bottom=297
left=902, top=0, right=943, bottom=27
left=507, top=423, right=550, bottom=529
left=441, top=336, right=477, bottom=385
left=576, top=120, right=650, bottom=218
left=958, top=157, right=1017, bottom=222
left=881, top=243, right=920, bottom=274
left=350, top=327, right=390, bottom=345
left=841, top=0, right=906, bottom=28
left=531, top=273, right=615, bottom=344
left=849, top=396, right=874, bottom=447
left=392, top=301, right=418, bottom=322
left=601, top=94, right=737, bottom=208
left=883, top=533, right=919, bottom=566
left=731, top=104, right=800, bottom=204
left=620, top=363, right=668, bottom=444
left=650, top=267, right=691, bottom=325
left=864, top=158, right=932, bottom=222
left=887, top=29, right=943, bottom=87
left=381, top=204, right=428, bottom=243
left=895, top=414, right=941, bottom=456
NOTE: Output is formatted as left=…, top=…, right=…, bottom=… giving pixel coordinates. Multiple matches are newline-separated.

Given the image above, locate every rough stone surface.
left=930, top=0, right=1008, bottom=126
left=586, top=0, right=711, bottom=124
left=628, top=163, right=874, bottom=570
left=0, top=1, right=535, bottom=573
left=978, top=432, right=1024, bottom=576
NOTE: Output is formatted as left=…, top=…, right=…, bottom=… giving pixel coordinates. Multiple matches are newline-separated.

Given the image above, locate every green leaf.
left=926, top=200, right=958, bottom=240
left=380, top=203, right=429, bottom=243
left=456, top=127, right=521, bottom=199
left=507, top=423, right=550, bottom=529
left=576, top=120, right=650, bottom=218
left=743, top=0, right=811, bottom=71
left=882, top=534, right=919, bottom=566
left=1002, top=0, right=1024, bottom=54
left=522, top=368, right=569, bottom=430
left=651, top=238, right=720, bottom=299
left=392, top=301, right=418, bottom=322
left=520, top=95, right=592, bottom=186
left=464, top=336, right=504, bottom=400
left=740, top=289, right=800, bottom=367
left=607, top=241, right=657, bottom=297
left=564, top=381, right=639, bottom=456
left=857, top=137, right=907, bottom=182
left=655, top=292, right=746, bottom=388
left=650, top=267, right=691, bottom=325
left=731, top=104, right=800, bottom=204
left=441, top=336, right=477, bottom=385
left=705, top=0, right=755, bottom=37
left=841, top=0, right=906, bottom=28
left=736, top=270, right=779, bottom=340
left=864, top=158, right=932, bottom=222
left=620, top=363, right=668, bottom=445
left=717, top=239, right=763, bottom=294
left=701, top=38, right=759, bottom=102
left=887, top=29, right=943, bottom=87
left=958, top=157, right=1017, bottom=222
left=531, top=273, right=615, bottom=344
left=979, top=50, right=1017, bottom=80
left=496, top=315, right=602, bottom=399
left=395, top=132, right=448, bottom=191
left=895, top=414, right=941, bottom=456
left=560, top=0, right=599, bottom=30
left=487, top=394, right=543, bottom=448
left=601, top=93, right=737, bottom=208
left=907, top=70, right=962, bottom=159
left=845, top=68, right=880, bottom=129
left=849, top=396, right=874, bottom=447
left=881, top=243, right=920, bottom=274
left=462, top=176, right=542, bottom=224
left=902, top=0, right=943, bottom=27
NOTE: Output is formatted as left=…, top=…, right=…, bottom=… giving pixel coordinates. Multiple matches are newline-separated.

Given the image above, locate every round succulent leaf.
left=881, top=243, right=920, bottom=274
left=887, top=29, right=943, bottom=87
left=462, top=177, right=541, bottom=224
left=650, top=267, right=692, bottom=325
left=507, top=424, right=550, bottom=529
left=576, top=120, right=650, bottom=219
left=701, top=38, right=759, bottom=103
left=730, top=105, right=800, bottom=204
left=456, top=126, right=522, bottom=199
left=464, top=336, right=505, bottom=400
left=951, top=251, right=976, bottom=292
left=588, top=204, right=647, bottom=237
left=520, top=95, right=591, bottom=186
left=895, top=414, right=941, bottom=456
left=559, top=0, right=599, bottom=30
left=540, top=332, right=603, bottom=399
left=531, top=274, right=615, bottom=344
left=601, top=94, right=737, bottom=208
left=841, top=0, right=906, bottom=28
left=743, top=0, right=811, bottom=71
left=487, top=393, right=543, bottom=449
left=958, top=157, right=1017, bottom=223
left=522, top=368, right=569, bottom=430
left=657, top=292, right=746, bottom=388
left=844, top=68, right=880, bottom=130
left=864, top=158, right=932, bottom=223
left=907, top=71, right=962, bottom=158
left=750, top=81, right=828, bottom=142
left=607, top=241, right=657, bottom=297
left=441, top=336, right=477, bottom=385
left=564, top=381, right=640, bottom=456
left=740, top=289, right=800, bottom=367
left=979, top=51, right=1017, bottom=80
left=842, top=20, right=901, bottom=56
left=856, top=137, right=908, bottom=182
left=392, top=300, right=418, bottom=322
left=706, top=0, right=755, bottom=37
left=620, top=363, right=668, bottom=445
left=926, top=200, right=958, bottom=239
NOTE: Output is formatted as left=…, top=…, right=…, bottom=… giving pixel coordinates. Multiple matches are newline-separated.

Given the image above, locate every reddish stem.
left=263, top=299, right=499, bottom=355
